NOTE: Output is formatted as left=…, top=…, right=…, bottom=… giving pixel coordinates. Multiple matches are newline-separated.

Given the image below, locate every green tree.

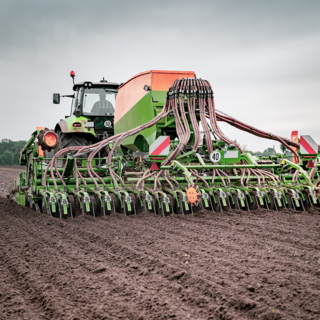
left=0, top=139, right=26, bottom=165
left=280, top=144, right=287, bottom=154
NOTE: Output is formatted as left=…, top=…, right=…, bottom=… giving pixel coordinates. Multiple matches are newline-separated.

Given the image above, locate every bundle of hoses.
left=214, top=111, right=301, bottom=162
left=138, top=78, right=243, bottom=190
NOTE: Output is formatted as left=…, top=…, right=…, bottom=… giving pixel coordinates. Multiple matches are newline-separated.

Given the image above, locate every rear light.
left=73, top=123, right=82, bottom=127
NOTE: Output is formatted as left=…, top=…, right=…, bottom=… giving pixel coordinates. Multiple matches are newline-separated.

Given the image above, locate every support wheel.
left=247, top=191, right=258, bottom=211
left=285, top=193, right=293, bottom=209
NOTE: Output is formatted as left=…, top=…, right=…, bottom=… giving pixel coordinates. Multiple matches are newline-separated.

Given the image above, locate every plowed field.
left=0, top=166, right=320, bottom=320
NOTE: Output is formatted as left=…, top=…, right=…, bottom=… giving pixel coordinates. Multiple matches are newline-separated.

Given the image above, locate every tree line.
left=0, top=139, right=26, bottom=165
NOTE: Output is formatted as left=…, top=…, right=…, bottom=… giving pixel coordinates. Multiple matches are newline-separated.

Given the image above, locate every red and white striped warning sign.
left=300, top=135, right=318, bottom=155
left=149, top=136, right=170, bottom=156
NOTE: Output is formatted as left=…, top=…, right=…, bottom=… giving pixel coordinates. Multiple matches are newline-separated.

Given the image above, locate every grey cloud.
left=0, top=0, right=319, bottom=150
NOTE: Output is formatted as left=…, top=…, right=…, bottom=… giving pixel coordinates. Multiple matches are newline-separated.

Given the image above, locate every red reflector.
left=307, top=161, right=315, bottom=168
left=73, top=123, right=81, bottom=127
left=70, top=70, right=75, bottom=78
left=150, top=162, right=159, bottom=171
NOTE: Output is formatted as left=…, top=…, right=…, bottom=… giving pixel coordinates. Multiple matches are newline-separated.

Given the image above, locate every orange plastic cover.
left=115, top=73, right=151, bottom=123
left=115, top=70, right=195, bottom=124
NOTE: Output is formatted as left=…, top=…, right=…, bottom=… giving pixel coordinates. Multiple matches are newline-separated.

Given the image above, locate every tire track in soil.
left=2, top=200, right=320, bottom=319
left=85, top=209, right=320, bottom=265
left=65, top=212, right=320, bottom=319
left=0, top=256, right=46, bottom=320
left=0, top=215, right=189, bottom=319
left=1, top=202, right=224, bottom=320
left=66, top=210, right=320, bottom=289
left=1, top=203, right=264, bottom=319
left=0, top=205, right=250, bottom=320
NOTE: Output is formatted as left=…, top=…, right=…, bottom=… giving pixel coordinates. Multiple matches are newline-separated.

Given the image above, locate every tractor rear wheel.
left=58, top=132, right=93, bottom=150
left=55, top=132, right=94, bottom=167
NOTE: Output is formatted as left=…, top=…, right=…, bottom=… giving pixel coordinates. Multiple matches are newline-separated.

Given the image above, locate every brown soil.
left=0, top=166, right=24, bottom=197
left=0, top=167, right=320, bottom=319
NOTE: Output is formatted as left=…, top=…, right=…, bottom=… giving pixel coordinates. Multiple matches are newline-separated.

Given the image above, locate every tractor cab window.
left=81, top=88, right=116, bottom=116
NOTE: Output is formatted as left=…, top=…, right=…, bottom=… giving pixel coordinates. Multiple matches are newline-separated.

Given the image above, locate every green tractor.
left=44, top=71, right=119, bottom=159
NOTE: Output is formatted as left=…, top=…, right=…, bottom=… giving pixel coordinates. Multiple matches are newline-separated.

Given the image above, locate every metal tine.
left=255, top=196, right=260, bottom=208
left=112, top=199, right=116, bottom=213
left=200, top=199, right=204, bottom=210
left=179, top=199, right=183, bottom=215
left=264, top=196, right=269, bottom=210
left=308, top=194, right=313, bottom=207
left=300, top=198, right=305, bottom=211
left=273, top=198, right=278, bottom=211
left=58, top=202, right=62, bottom=220
left=282, top=197, right=287, bottom=209
left=45, top=198, right=52, bottom=216
left=69, top=203, right=73, bottom=219
left=190, top=203, right=194, bottom=214
left=179, top=199, right=185, bottom=215
left=160, top=201, right=165, bottom=217
left=123, top=198, right=127, bottom=216
left=81, top=201, right=85, bottom=215
left=133, top=201, right=137, bottom=216
left=291, top=198, right=296, bottom=211
left=170, top=199, right=174, bottom=215
left=102, top=201, right=106, bottom=217
left=245, top=197, right=250, bottom=212
left=236, top=197, right=240, bottom=210
left=91, top=201, right=96, bottom=217
left=152, top=199, right=157, bottom=215
left=218, top=198, right=223, bottom=212
left=227, top=196, right=231, bottom=209
left=208, top=196, right=214, bottom=212
left=48, top=202, right=52, bottom=217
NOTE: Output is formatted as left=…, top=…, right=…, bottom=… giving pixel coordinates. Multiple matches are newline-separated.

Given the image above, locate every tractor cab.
left=70, top=81, right=119, bottom=139
left=53, top=72, right=120, bottom=143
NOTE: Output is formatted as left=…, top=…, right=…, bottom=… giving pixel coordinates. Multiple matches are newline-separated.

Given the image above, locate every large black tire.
left=58, top=132, right=93, bottom=150
left=56, top=132, right=94, bottom=167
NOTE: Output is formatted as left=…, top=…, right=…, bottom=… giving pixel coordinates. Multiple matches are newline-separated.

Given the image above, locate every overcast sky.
left=0, top=0, right=319, bottom=152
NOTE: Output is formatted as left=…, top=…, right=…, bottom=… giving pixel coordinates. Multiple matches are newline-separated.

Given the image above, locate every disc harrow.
left=15, top=72, right=320, bottom=217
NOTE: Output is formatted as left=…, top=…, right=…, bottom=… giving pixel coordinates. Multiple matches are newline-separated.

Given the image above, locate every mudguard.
left=55, top=115, right=96, bottom=137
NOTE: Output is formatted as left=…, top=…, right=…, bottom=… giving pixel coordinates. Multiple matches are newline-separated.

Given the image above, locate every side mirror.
left=53, top=93, right=60, bottom=104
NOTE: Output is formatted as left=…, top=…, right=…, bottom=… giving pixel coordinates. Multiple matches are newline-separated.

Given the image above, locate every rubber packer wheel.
left=285, top=194, right=293, bottom=209
left=212, top=193, right=221, bottom=212
left=267, top=193, right=275, bottom=210
left=302, top=191, right=312, bottom=210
